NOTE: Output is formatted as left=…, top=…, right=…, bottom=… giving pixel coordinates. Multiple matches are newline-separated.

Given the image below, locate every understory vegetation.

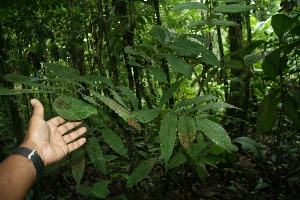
left=0, top=0, right=299, bottom=199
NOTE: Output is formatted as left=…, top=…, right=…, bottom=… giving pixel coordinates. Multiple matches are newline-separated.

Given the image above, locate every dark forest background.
left=0, top=0, right=299, bottom=199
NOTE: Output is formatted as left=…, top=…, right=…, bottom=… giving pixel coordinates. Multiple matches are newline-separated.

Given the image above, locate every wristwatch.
left=11, top=147, right=44, bottom=182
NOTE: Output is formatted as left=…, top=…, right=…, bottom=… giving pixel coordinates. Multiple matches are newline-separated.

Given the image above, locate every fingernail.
left=30, top=99, right=37, bottom=106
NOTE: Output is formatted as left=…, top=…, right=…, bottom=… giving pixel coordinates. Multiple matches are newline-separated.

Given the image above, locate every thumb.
left=30, top=99, right=44, bottom=119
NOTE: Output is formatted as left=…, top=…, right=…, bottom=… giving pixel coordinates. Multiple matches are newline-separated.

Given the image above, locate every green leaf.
left=196, top=163, right=207, bottom=183
left=159, top=112, right=177, bottom=167
left=149, top=25, right=171, bottom=46
left=174, top=95, right=218, bottom=110
left=0, top=88, right=54, bottom=95
left=199, top=155, right=227, bottom=167
left=244, top=51, right=271, bottom=67
left=213, top=4, right=255, bottom=13
left=233, top=136, right=263, bottom=157
left=53, top=96, right=97, bottom=120
left=212, top=20, right=238, bottom=26
left=91, top=181, right=110, bottom=199
left=166, top=38, right=220, bottom=66
left=187, top=20, right=208, bottom=28
left=205, top=144, right=225, bottom=155
left=168, top=151, right=188, bottom=169
left=184, top=34, right=210, bottom=44
left=271, top=14, right=293, bottom=41
left=284, top=95, right=300, bottom=129
left=161, top=53, right=193, bottom=78
left=127, top=158, right=156, bottom=188
left=188, top=102, right=240, bottom=113
left=171, top=2, right=208, bottom=12
left=133, top=109, right=160, bottom=123
left=91, top=90, right=141, bottom=130
left=109, top=89, right=128, bottom=109
left=146, top=66, right=168, bottom=84
left=128, top=60, right=143, bottom=68
left=87, top=137, right=107, bottom=174
left=257, top=91, right=279, bottom=132
left=225, top=60, right=245, bottom=69
left=262, top=49, right=280, bottom=80
left=102, top=128, right=128, bottom=158
left=45, top=63, right=80, bottom=79
left=71, top=148, right=85, bottom=185
left=178, top=116, right=197, bottom=159
left=196, top=118, right=232, bottom=152
left=159, top=81, right=182, bottom=108
left=4, top=74, right=59, bottom=89
left=117, top=86, right=139, bottom=111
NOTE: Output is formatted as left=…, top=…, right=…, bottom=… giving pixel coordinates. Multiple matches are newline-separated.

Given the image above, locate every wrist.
left=20, top=141, right=45, bottom=165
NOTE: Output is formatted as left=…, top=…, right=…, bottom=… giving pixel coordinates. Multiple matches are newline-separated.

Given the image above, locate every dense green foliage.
left=0, top=0, right=299, bottom=199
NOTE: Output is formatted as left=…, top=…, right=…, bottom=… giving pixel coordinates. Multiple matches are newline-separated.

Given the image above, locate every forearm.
left=0, top=154, right=36, bottom=200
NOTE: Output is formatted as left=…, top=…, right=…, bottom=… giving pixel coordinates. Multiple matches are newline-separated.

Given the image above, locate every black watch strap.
left=11, top=147, right=44, bottom=182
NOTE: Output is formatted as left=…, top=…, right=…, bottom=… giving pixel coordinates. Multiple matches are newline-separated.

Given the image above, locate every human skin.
left=0, top=99, right=87, bottom=200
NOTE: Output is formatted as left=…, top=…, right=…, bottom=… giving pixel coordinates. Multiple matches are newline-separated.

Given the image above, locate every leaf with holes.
left=71, top=148, right=85, bottom=185
left=87, top=136, right=107, bottom=174
left=171, top=2, right=208, bottom=12
left=178, top=116, right=197, bottom=159
left=196, top=118, right=232, bottom=152
left=159, top=112, right=177, bottom=167
left=127, top=158, right=157, bottom=188
left=102, top=128, right=128, bottom=158
left=53, top=96, right=97, bottom=120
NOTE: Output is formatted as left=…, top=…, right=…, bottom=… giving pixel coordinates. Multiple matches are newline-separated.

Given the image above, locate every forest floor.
left=40, top=139, right=300, bottom=200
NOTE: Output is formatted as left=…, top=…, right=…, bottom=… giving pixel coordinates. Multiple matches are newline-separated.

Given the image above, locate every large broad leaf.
left=133, top=109, right=160, bottom=123
left=257, top=91, right=279, bottom=132
left=284, top=95, right=300, bottom=129
left=149, top=25, right=171, bottom=46
left=178, top=116, right=197, bottom=159
left=174, top=95, right=218, bottom=110
left=188, top=102, right=240, bottom=113
left=91, top=181, right=110, bottom=199
left=225, top=60, right=245, bottom=69
left=127, top=158, right=157, bottom=188
left=71, top=148, right=85, bottom=185
left=4, top=74, right=59, bottom=89
left=0, top=88, right=54, bottom=95
left=117, top=86, right=139, bottom=111
left=244, top=51, right=271, bottom=67
left=161, top=53, right=193, bottom=78
left=171, top=2, right=208, bottom=12
left=91, top=90, right=141, bottom=130
left=158, top=81, right=182, bottom=108
left=196, top=118, right=232, bottom=152
left=262, top=49, right=280, bottom=80
left=212, top=20, right=238, bottom=26
left=87, top=137, right=107, bottom=174
left=146, top=66, right=168, bottom=84
left=213, top=4, right=255, bottom=13
left=184, top=34, right=210, bottom=44
left=187, top=20, right=208, bottom=28
left=166, top=38, right=220, bottom=66
left=233, top=136, right=264, bottom=157
left=168, top=151, right=188, bottom=169
left=45, top=63, right=80, bottom=79
left=159, top=112, right=177, bottom=167
left=53, top=96, right=97, bottom=120
left=102, top=128, right=128, bottom=158
left=271, top=14, right=293, bottom=41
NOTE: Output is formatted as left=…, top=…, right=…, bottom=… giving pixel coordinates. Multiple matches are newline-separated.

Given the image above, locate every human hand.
left=21, top=99, right=87, bottom=166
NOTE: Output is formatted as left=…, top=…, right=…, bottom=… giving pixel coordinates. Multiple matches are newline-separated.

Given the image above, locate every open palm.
left=21, top=99, right=87, bottom=166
